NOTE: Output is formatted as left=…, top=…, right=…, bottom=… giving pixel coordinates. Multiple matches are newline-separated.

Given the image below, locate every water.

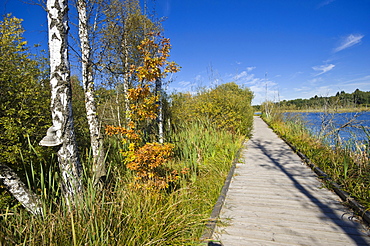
left=284, top=111, right=370, bottom=146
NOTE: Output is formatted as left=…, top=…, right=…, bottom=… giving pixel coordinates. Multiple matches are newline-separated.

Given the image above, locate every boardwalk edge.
left=199, top=140, right=246, bottom=244
left=263, top=117, right=370, bottom=226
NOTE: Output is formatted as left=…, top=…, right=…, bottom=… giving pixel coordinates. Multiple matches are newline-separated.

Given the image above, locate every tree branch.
left=0, top=163, right=42, bottom=216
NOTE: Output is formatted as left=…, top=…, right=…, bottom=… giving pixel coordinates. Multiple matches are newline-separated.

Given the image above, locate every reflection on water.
left=284, top=111, right=370, bottom=146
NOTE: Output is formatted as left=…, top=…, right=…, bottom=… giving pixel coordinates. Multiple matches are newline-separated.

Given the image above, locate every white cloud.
left=293, top=87, right=309, bottom=92
left=225, top=68, right=278, bottom=105
left=290, top=75, right=370, bottom=101
left=307, top=87, right=332, bottom=97
left=318, top=0, right=335, bottom=8
left=288, top=71, right=303, bottom=80
left=179, top=81, right=192, bottom=86
left=247, top=78, right=278, bottom=104
left=293, top=86, right=312, bottom=94
left=334, top=34, right=364, bottom=52
left=194, top=74, right=202, bottom=81
left=246, top=66, right=256, bottom=72
left=169, top=81, right=197, bottom=95
left=232, top=69, right=258, bottom=82
left=312, top=64, right=335, bottom=76
left=233, top=71, right=248, bottom=80
left=343, top=75, right=370, bottom=84
left=293, top=86, right=332, bottom=98
left=337, top=75, right=370, bottom=90
left=308, top=77, right=323, bottom=85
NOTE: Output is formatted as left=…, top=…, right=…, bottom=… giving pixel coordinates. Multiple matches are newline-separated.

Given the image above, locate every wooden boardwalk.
left=213, top=116, right=370, bottom=246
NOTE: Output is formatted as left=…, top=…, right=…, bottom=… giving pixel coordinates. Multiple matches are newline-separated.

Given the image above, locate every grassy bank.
left=263, top=114, right=370, bottom=210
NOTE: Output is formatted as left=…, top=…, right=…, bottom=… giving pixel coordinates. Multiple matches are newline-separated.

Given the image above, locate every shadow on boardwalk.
left=212, top=117, right=370, bottom=246
left=255, top=138, right=369, bottom=245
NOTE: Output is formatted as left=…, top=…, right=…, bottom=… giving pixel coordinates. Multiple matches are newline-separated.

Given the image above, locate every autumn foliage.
left=131, top=33, right=180, bottom=83
left=124, top=142, right=177, bottom=190
left=105, top=33, right=180, bottom=190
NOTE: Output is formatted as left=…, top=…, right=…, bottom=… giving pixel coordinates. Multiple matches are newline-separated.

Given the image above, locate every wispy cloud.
left=246, top=66, right=256, bottom=72
left=318, top=0, right=336, bottom=8
left=225, top=68, right=278, bottom=104
left=343, top=75, right=370, bottom=84
left=234, top=72, right=260, bottom=84
left=178, top=81, right=192, bottom=87
left=249, top=81, right=279, bottom=105
left=293, top=86, right=332, bottom=98
left=338, top=75, right=370, bottom=89
left=163, top=0, right=171, bottom=16
left=312, top=64, right=335, bottom=76
left=232, top=67, right=256, bottom=81
left=233, top=71, right=248, bottom=80
left=334, top=34, right=364, bottom=52
left=288, top=71, right=303, bottom=80
left=194, top=74, right=202, bottom=81
left=308, top=77, right=323, bottom=85
left=169, top=80, right=197, bottom=95
left=293, top=86, right=311, bottom=92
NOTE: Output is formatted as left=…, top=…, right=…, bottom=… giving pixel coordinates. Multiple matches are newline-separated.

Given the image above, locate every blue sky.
left=3, top=0, right=370, bottom=105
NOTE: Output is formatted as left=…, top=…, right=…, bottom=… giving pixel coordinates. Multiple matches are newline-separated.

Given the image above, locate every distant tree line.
left=279, top=89, right=370, bottom=110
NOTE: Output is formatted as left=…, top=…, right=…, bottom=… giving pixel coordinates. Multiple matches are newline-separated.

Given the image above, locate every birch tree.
left=99, top=0, right=159, bottom=126
left=77, top=0, right=106, bottom=185
left=0, top=164, right=42, bottom=215
left=41, top=0, right=83, bottom=203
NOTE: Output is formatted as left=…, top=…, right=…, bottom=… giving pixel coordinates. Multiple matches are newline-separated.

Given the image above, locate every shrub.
left=170, top=82, right=254, bottom=136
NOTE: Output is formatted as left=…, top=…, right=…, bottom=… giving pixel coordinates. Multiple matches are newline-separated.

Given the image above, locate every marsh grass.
left=0, top=120, right=244, bottom=245
left=265, top=114, right=370, bottom=209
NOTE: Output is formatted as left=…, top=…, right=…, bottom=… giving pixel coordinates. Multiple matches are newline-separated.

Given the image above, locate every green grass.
left=0, top=120, right=244, bottom=245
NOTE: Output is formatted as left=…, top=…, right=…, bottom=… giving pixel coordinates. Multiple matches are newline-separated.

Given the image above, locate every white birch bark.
left=115, top=86, right=122, bottom=127
left=77, top=0, right=106, bottom=185
left=0, top=164, right=42, bottom=215
left=123, top=36, right=131, bottom=125
left=155, top=79, right=164, bottom=144
left=45, top=0, right=83, bottom=202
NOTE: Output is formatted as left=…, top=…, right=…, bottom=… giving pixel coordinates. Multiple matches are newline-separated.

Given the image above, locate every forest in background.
left=279, top=89, right=370, bottom=111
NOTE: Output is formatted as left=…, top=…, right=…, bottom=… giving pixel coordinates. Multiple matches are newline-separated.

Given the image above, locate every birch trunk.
left=155, top=79, right=164, bottom=144
left=46, top=0, right=83, bottom=203
left=0, top=164, right=42, bottom=215
left=123, top=36, right=131, bottom=125
left=77, top=0, right=106, bottom=185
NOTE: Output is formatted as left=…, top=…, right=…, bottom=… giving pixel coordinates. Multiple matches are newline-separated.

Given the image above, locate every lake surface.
left=284, top=111, right=370, bottom=146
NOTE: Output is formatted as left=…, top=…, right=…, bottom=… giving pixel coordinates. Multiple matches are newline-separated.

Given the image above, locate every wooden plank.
left=213, top=117, right=370, bottom=245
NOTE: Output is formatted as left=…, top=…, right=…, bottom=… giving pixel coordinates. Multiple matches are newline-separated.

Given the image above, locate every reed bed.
left=0, top=120, right=244, bottom=245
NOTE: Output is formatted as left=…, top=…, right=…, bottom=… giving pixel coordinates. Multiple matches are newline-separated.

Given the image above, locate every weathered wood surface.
left=213, top=116, right=370, bottom=246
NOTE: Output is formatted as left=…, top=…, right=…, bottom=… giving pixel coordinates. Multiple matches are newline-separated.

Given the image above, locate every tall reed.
left=0, top=120, right=244, bottom=245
